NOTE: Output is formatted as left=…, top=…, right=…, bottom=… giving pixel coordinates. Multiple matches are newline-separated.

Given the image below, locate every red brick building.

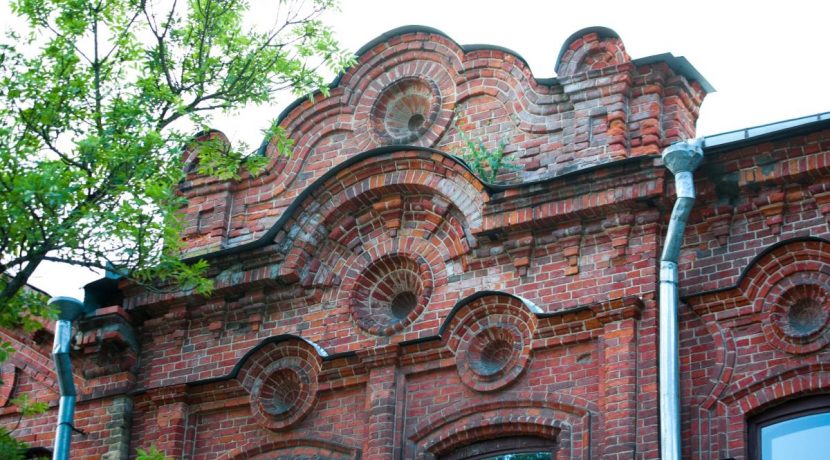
left=3, top=26, right=830, bottom=459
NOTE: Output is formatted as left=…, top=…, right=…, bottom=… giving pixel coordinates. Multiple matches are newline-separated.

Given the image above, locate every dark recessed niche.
left=408, top=113, right=426, bottom=132
left=390, top=291, right=418, bottom=320
left=259, top=368, right=303, bottom=416
left=787, top=297, right=826, bottom=337
left=469, top=336, right=513, bottom=376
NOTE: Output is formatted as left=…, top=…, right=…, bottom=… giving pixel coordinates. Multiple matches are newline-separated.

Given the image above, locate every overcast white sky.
left=7, top=0, right=830, bottom=298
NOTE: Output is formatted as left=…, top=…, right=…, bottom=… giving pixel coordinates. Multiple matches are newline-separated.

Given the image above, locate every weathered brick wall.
left=677, top=127, right=830, bottom=459
left=3, top=25, right=828, bottom=460
left=175, top=27, right=705, bottom=256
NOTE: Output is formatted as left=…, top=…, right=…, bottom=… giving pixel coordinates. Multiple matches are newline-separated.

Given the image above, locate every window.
left=441, top=437, right=556, bottom=460
left=748, top=394, right=830, bottom=460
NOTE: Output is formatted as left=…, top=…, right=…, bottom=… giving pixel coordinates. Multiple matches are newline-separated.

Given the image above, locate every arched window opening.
left=440, top=436, right=556, bottom=460
left=748, top=394, right=830, bottom=460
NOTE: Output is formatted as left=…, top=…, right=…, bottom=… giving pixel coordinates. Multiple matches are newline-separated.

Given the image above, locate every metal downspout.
left=659, top=140, right=703, bottom=460
left=49, top=297, right=85, bottom=460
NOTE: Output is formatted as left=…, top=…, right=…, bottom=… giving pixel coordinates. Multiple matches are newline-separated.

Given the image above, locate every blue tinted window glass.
left=761, top=412, right=830, bottom=460
left=482, top=454, right=552, bottom=460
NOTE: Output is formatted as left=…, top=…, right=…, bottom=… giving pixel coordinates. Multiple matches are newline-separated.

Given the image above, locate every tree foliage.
left=0, top=0, right=354, bottom=312
left=0, top=0, right=351, bottom=453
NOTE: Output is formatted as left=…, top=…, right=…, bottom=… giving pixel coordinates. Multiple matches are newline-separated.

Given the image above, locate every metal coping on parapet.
left=702, top=111, right=830, bottom=152
left=258, top=24, right=714, bottom=155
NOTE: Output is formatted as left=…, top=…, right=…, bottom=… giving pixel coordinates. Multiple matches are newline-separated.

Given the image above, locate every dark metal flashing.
left=260, top=25, right=713, bottom=155
left=397, top=335, right=442, bottom=347
left=437, top=290, right=542, bottom=336
left=400, top=294, right=606, bottom=348
left=258, top=25, right=539, bottom=157
left=630, top=53, right=715, bottom=94
left=185, top=334, right=342, bottom=388
left=352, top=25, right=534, bottom=71
left=681, top=236, right=830, bottom=302
left=702, top=111, right=830, bottom=154
left=183, top=147, right=655, bottom=265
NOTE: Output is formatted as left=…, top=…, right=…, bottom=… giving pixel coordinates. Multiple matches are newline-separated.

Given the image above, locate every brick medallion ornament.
left=764, top=272, right=830, bottom=354
left=240, top=340, right=322, bottom=431
left=444, top=294, right=538, bottom=393
left=350, top=254, right=433, bottom=336
left=456, top=319, right=532, bottom=392
left=371, top=77, right=441, bottom=145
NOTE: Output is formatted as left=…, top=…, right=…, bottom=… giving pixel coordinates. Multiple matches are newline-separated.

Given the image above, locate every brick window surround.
left=747, top=394, right=830, bottom=460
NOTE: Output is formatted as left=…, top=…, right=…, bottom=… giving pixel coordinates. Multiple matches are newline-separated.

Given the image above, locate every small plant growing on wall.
left=453, top=114, right=519, bottom=183
left=136, top=446, right=171, bottom=460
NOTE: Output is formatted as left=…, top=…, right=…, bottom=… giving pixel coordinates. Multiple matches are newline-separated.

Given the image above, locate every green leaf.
left=0, top=0, right=351, bottom=312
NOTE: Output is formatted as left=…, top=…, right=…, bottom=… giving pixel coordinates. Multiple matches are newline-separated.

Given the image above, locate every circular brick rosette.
left=456, top=321, right=531, bottom=392
left=238, top=339, right=322, bottom=431
left=444, top=293, right=538, bottom=392
left=350, top=254, right=433, bottom=336
left=763, top=272, right=830, bottom=354
left=371, top=77, right=442, bottom=145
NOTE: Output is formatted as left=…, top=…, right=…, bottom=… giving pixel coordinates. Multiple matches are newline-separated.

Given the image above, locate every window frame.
left=747, top=394, right=830, bottom=460
left=440, top=436, right=557, bottom=460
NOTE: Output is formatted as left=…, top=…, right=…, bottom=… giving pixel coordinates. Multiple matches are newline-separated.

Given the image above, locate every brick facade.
left=2, top=26, right=829, bottom=459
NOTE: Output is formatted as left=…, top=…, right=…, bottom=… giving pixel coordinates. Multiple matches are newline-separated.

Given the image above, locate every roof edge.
left=702, top=111, right=830, bottom=153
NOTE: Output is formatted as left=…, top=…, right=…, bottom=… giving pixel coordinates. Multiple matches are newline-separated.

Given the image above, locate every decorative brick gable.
left=6, top=25, right=830, bottom=460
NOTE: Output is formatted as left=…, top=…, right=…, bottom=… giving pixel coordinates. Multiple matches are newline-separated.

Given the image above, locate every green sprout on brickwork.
left=453, top=113, right=519, bottom=183
left=136, top=446, right=171, bottom=460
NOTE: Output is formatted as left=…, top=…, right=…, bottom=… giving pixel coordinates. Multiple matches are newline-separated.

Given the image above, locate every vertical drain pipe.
left=49, top=297, right=85, bottom=460
left=659, top=140, right=703, bottom=460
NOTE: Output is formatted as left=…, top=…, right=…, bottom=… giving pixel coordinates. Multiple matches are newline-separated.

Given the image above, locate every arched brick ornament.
left=237, top=338, right=323, bottom=431
left=443, top=293, right=538, bottom=392
left=763, top=271, right=830, bottom=354
left=0, top=363, right=15, bottom=407
left=349, top=254, right=433, bottom=336
left=219, top=436, right=360, bottom=460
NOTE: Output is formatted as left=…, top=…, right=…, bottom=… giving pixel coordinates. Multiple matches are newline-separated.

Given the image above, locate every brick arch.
left=683, top=238, right=830, bottom=459
left=219, top=435, right=360, bottom=460
left=556, top=27, right=629, bottom=77
left=0, top=331, right=61, bottom=394
left=275, top=149, right=487, bottom=284
left=224, top=28, right=468, bottom=196
left=0, top=363, right=15, bottom=407
left=710, top=363, right=830, bottom=459
left=680, top=307, right=737, bottom=411
left=440, top=291, right=541, bottom=343
left=257, top=51, right=461, bottom=198
left=181, top=27, right=573, bottom=252
left=738, top=238, right=830, bottom=303
left=409, top=393, right=596, bottom=459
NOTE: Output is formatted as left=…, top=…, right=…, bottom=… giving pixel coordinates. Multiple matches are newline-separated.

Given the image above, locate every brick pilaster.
left=600, top=317, right=639, bottom=458
left=102, top=396, right=133, bottom=460
left=361, top=351, right=398, bottom=459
